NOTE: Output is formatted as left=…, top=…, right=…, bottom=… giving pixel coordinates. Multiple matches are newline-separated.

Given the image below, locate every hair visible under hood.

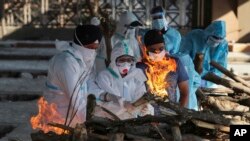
left=73, top=24, right=102, bottom=46
left=115, top=11, right=142, bottom=35
left=205, top=20, right=226, bottom=39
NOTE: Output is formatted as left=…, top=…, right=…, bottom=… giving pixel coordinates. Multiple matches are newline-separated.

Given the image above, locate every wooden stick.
left=201, top=87, right=233, bottom=94
left=191, top=119, right=230, bottom=133
left=47, top=122, right=73, bottom=133
left=210, top=61, right=250, bottom=87
left=203, top=72, right=250, bottom=95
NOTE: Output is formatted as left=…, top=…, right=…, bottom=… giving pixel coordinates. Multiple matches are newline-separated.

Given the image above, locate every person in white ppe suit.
left=44, top=24, right=102, bottom=127
left=90, top=17, right=107, bottom=73
left=111, top=11, right=143, bottom=62
left=94, top=40, right=154, bottom=120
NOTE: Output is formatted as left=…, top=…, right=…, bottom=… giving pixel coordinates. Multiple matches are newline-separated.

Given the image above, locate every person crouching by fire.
left=43, top=25, right=102, bottom=127
left=93, top=40, right=154, bottom=120
left=136, top=29, right=189, bottom=114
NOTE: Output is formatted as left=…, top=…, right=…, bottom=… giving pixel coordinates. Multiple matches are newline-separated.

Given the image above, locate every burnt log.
left=86, top=94, right=96, bottom=121
left=155, top=100, right=230, bottom=126
left=203, top=72, right=250, bottom=95
left=210, top=61, right=250, bottom=87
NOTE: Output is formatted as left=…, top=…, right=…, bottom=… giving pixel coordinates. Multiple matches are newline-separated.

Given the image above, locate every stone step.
left=0, top=78, right=45, bottom=97
left=0, top=47, right=58, bottom=60
left=0, top=60, right=48, bottom=75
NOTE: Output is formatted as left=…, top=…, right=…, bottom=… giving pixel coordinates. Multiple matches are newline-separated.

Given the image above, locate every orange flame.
left=137, top=36, right=177, bottom=98
left=30, top=97, right=66, bottom=135
left=145, top=57, right=177, bottom=98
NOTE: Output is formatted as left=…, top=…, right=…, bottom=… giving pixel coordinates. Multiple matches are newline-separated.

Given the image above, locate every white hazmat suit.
left=94, top=41, right=154, bottom=119
left=44, top=40, right=97, bottom=127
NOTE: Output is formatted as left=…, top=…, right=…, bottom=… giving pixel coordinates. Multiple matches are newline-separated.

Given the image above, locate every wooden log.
left=86, top=94, right=96, bottom=121
left=108, top=133, right=124, bottom=141
left=155, top=100, right=231, bottom=126
left=203, top=72, right=250, bottom=95
left=193, top=53, right=204, bottom=74
left=126, top=133, right=166, bottom=141
left=195, top=88, right=207, bottom=103
left=111, top=115, right=184, bottom=127
left=210, top=61, right=250, bottom=87
left=191, top=119, right=230, bottom=133
left=171, top=125, right=182, bottom=141
left=207, top=96, right=249, bottom=112
left=201, top=87, right=233, bottom=94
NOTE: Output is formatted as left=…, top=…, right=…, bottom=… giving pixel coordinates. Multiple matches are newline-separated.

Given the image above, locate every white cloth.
left=44, top=40, right=97, bottom=127
left=93, top=41, right=154, bottom=119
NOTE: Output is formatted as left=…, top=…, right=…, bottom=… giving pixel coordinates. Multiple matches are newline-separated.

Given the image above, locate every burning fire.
left=137, top=35, right=177, bottom=98
left=145, top=57, right=176, bottom=98
left=30, top=97, right=66, bottom=134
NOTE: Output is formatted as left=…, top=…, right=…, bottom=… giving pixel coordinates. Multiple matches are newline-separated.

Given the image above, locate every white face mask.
left=74, top=32, right=97, bottom=66
left=117, top=62, right=132, bottom=75
left=148, top=50, right=166, bottom=62
left=206, top=36, right=222, bottom=48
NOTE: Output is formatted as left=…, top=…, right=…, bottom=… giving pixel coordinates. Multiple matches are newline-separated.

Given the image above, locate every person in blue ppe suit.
left=150, top=6, right=181, bottom=55
left=175, top=53, right=201, bottom=110
left=179, top=20, right=228, bottom=88
left=44, top=25, right=102, bottom=127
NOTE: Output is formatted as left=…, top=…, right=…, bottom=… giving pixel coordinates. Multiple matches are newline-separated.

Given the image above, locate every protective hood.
left=109, top=40, right=135, bottom=76
left=55, top=40, right=96, bottom=68
left=115, top=11, right=142, bottom=36
left=204, top=20, right=226, bottom=39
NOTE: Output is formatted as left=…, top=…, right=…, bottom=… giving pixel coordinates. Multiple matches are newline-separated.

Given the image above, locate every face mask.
left=74, top=44, right=97, bottom=63
left=206, top=36, right=222, bottom=48
left=117, top=62, right=132, bottom=75
left=148, top=50, right=166, bottom=62
left=74, top=32, right=97, bottom=66
left=152, top=19, right=165, bottom=30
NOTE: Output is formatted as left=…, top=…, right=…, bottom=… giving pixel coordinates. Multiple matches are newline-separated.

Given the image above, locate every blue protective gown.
left=179, top=21, right=228, bottom=88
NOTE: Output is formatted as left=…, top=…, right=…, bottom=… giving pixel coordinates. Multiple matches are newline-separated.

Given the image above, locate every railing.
left=1, top=0, right=193, bottom=28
